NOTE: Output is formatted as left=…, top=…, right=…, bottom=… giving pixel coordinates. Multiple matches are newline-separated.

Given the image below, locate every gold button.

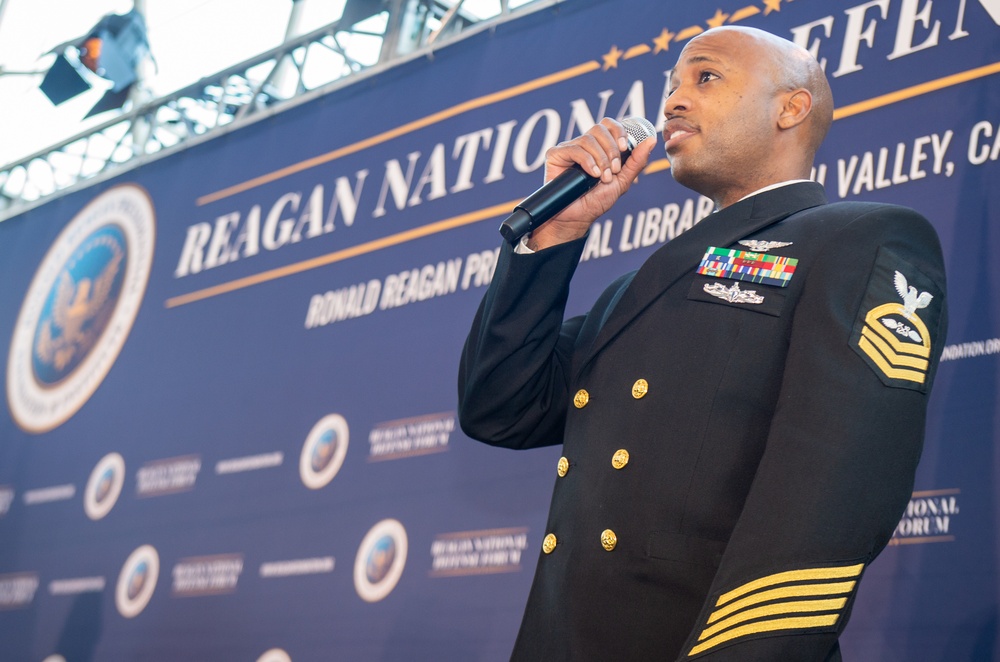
left=601, top=529, right=617, bottom=551
left=611, top=449, right=629, bottom=469
left=631, top=379, right=649, bottom=399
left=557, top=457, right=569, bottom=477
left=542, top=533, right=558, bottom=554
left=573, top=389, right=590, bottom=408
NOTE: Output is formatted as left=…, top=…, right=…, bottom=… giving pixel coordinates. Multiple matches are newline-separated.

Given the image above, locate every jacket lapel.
left=578, top=183, right=828, bottom=371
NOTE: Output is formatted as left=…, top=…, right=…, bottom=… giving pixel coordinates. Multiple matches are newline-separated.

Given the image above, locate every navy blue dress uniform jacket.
left=457, top=182, right=947, bottom=660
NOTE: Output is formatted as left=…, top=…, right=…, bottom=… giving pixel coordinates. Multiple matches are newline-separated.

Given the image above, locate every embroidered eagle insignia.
left=893, top=270, right=933, bottom=321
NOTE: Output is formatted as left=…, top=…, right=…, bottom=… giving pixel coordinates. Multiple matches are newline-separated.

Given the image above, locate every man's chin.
left=668, top=162, right=704, bottom=194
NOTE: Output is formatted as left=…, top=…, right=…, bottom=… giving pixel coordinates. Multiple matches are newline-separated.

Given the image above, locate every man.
left=458, top=26, right=947, bottom=660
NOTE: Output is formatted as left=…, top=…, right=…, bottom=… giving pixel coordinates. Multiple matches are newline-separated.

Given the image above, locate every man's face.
left=663, top=30, right=782, bottom=200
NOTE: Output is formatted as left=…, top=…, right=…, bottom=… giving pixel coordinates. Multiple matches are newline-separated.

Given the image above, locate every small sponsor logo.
left=890, top=489, right=961, bottom=546
left=354, top=519, right=407, bottom=603
left=115, top=544, right=159, bottom=618
left=368, top=413, right=454, bottom=462
left=136, top=455, right=201, bottom=497
left=172, top=554, right=244, bottom=597
left=430, top=527, right=528, bottom=577
left=0, top=572, right=39, bottom=610
left=84, top=452, right=125, bottom=520
left=299, top=414, right=349, bottom=489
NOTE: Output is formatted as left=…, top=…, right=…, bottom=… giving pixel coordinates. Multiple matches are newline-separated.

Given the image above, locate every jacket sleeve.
left=457, top=237, right=589, bottom=450
left=679, top=206, right=948, bottom=660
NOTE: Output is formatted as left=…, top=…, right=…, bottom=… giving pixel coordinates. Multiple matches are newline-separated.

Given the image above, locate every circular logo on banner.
left=354, top=519, right=407, bottom=603
left=299, top=414, right=349, bottom=489
left=115, top=544, right=159, bottom=618
left=257, top=649, right=292, bottom=662
left=84, top=452, right=125, bottom=520
left=7, top=184, right=155, bottom=434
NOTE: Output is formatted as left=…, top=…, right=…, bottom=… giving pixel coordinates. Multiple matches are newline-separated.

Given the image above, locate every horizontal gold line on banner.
left=888, top=535, right=955, bottom=546
left=833, top=60, right=1000, bottom=121
left=366, top=445, right=449, bottom=463
left=428, top=564, right=523, bottom=578
left=196, top=62, right=601, bottom=205
left=432, top=527, right=529, bottom=540
left=911, top=488, right=960, bottom=498
left=165, top=199, right=520, bottom=308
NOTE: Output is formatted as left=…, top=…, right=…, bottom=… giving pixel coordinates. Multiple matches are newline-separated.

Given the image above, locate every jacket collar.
left=578, top=181, right=828, bottom=371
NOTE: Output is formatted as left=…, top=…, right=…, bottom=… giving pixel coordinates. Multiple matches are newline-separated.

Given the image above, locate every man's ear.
left=778, top=89, right=813, bottom=130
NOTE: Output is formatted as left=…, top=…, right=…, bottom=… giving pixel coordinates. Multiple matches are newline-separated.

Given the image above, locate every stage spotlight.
left=38, top=9, right=150, bottom=116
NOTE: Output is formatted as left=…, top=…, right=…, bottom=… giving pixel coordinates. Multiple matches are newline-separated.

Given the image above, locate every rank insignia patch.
left=850, top=248, right=944, bottom=392
left=697, top=246, right=798, bottom=288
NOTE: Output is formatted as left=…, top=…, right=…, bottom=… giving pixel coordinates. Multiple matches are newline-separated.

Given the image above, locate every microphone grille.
left=622, top=117, right=657, bottom=149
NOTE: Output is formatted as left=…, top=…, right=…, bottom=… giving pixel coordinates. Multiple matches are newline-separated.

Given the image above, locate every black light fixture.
left=38, top=8, right=150, bottom=116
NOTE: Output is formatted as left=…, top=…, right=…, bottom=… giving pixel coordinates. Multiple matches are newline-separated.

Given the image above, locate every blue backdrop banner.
left=1, top=0, right=998, bottom=659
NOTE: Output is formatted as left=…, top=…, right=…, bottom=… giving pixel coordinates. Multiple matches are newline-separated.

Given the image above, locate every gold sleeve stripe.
left=715, top=563, right=864, bottom=607
left=858, top=337, right=928, bottom=384
left=699, top=597, right=848, bottom=641
left=861, top=326, right=930, bottom=370
left=708, top=580, right=856, bottom=625
left=688, top=614, right=840, bottom=657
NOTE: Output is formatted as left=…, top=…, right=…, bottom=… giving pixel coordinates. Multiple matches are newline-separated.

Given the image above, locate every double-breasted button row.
left=572, top=379, right=649, bottom=409
left=556, top=449, right=631, bottom=476
left=540, top=530, right=619, bottom=553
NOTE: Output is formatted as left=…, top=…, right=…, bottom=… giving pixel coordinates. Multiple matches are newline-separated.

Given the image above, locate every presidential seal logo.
left=7, top=185, right=155, bottom=433
left=354, top=518, right=407, bottom=603
left=84, top=452, right=125, bottom=521
left=116, top=544, right=159, bottom=618
left=299, top=414, right=349, bottom=489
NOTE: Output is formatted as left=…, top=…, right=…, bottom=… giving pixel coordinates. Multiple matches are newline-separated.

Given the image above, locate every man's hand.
left=527, top=118, right=657, bottom=251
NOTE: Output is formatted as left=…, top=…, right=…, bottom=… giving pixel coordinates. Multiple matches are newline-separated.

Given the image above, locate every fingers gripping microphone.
left=499, top=117, right=657, bottom=244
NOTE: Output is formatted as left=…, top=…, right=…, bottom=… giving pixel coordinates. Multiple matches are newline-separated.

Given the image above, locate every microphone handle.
left=499, top=149, right=634, bottom=245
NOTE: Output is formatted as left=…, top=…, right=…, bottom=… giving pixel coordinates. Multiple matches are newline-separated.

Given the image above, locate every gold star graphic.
left=603, top=45, right=624, bottom=70
left=763, top=0, right=782, bottom=15
left=653, top=28, right=675, bottom=54
left=706, top=9, right=730, bottom=28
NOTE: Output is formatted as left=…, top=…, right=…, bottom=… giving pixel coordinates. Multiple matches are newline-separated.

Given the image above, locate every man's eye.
left=699, top=71, right=719, bottom=84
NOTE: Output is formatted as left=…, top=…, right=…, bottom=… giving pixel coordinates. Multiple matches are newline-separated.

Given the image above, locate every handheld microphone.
left=499, top=117, right=657, bottom=244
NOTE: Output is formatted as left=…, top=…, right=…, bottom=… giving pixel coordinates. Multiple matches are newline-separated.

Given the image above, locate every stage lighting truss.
left=0, top=0, right=547, bottom=221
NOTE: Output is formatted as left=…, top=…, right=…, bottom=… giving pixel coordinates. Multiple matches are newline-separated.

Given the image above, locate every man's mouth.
left=664, top=120, right=697, bottom=151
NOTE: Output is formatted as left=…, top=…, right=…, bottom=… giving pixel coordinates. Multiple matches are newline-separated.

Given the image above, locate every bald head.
left=689, top=26, right=834, bottom=154
left=663, top=26, right=834, bottom=206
